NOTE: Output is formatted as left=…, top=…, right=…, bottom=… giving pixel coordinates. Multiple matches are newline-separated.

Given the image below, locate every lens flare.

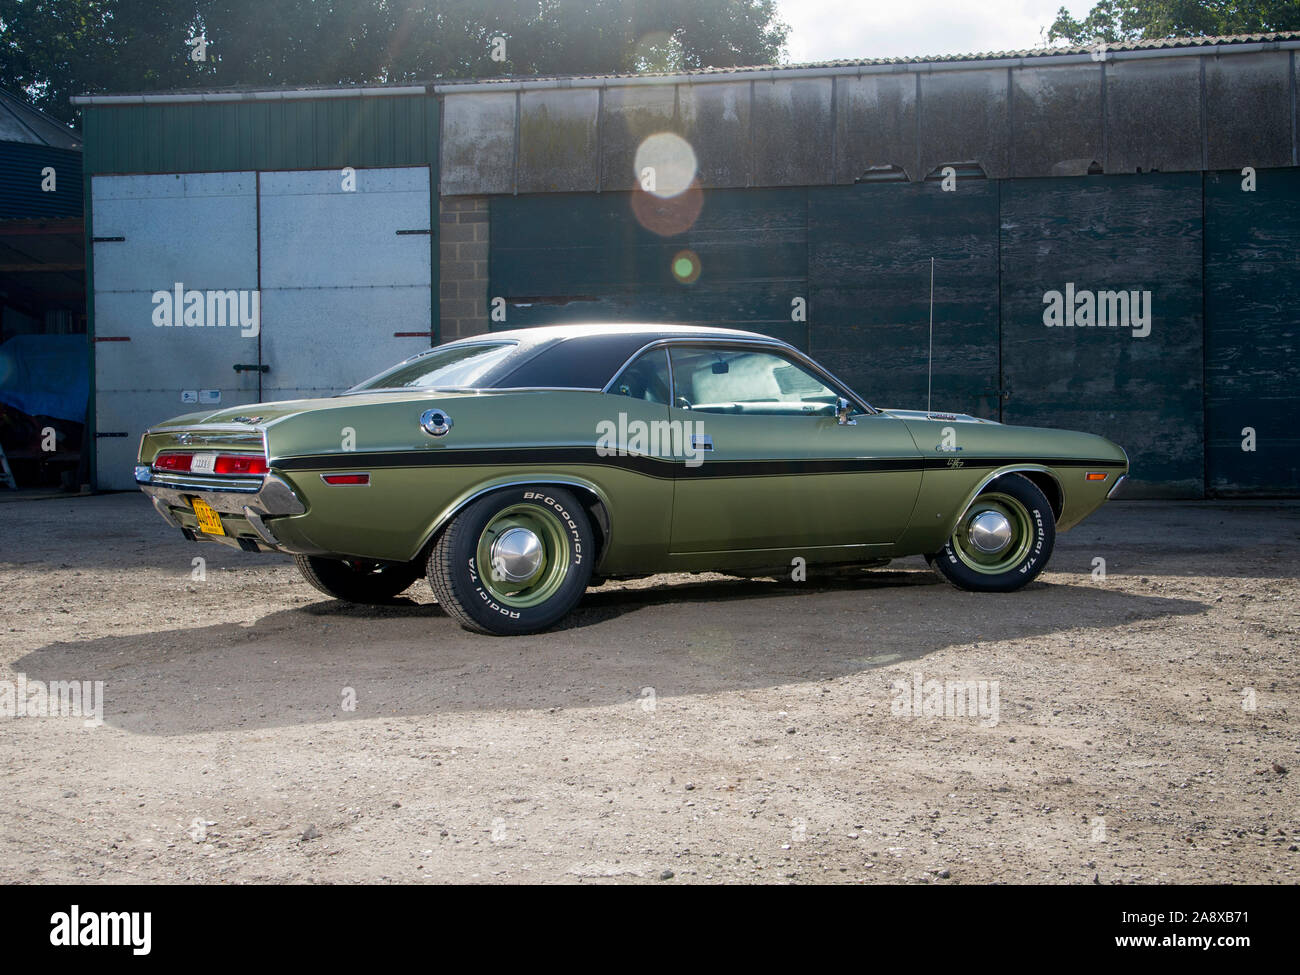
left=671, top=250, right=702, bottom=284
left=632, top=178, right=703, bottom=237
left=633, top=132, right=697, bottom=199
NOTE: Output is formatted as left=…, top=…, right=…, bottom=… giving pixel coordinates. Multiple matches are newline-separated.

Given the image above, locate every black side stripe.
left=275, top=447, right=676, bottom=477
left=272, top=447, right=1127, bottom=479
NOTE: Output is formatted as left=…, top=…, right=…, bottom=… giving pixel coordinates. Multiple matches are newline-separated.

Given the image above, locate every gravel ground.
left=0, top=493, right=1296, bottom=884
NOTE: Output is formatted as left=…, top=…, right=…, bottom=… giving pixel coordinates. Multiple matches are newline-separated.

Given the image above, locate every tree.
left=1047, top=0, right=1300, bottom=45
left=0, top=0, right=789, bottom=126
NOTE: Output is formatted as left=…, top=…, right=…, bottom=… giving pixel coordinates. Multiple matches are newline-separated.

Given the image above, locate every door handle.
left=691, top=435, right=714, bottom=451
left=233, top=364, right=269, bottom=373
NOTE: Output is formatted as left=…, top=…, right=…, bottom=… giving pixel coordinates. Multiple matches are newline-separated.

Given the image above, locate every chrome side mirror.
left=835, top=397, right=857, bottom=426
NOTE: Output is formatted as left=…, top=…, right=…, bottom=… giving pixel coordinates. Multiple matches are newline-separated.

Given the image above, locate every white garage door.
left=258, top=167, right=433, bottom=400
left=91, top=172, right=261, bottom=490
left=91, top=166, right=434, bottom=490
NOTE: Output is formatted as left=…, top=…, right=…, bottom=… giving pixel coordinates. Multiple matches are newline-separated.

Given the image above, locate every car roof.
left=444, top=322, right=778, bottom=349
left=441, top=323, right=792, bottom=389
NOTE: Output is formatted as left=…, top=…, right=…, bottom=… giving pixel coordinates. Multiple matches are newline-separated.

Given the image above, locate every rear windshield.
left=349, top=342, right=517, bottom=391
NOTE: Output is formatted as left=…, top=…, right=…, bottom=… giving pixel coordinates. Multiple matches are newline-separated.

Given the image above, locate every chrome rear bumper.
left=135, top=466, right=315, bottom=553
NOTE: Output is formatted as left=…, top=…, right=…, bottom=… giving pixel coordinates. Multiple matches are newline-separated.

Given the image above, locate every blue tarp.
left=0, top=334, right=89, bottom=422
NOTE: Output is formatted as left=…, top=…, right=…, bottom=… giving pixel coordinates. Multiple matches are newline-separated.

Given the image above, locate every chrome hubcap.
left=489, top=527, right=544, bottom=582
left=968, top=511, right=1013, bottom=554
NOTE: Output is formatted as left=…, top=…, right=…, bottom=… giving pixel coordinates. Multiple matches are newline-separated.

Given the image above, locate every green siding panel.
left=1000, top=173, right=1205, bottom=498
left=0, top=143, right=83, bottom=218
left=1205, top=169, right=1300, bottom=496
left=82, top=94, right=438, bottom=175
left=489, top=189, right=809, bottom=347
left=808, top=182, right=1001, bottom=417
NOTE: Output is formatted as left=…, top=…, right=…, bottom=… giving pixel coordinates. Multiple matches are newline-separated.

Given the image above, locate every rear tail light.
left=154, top=452, right=192, bottom=472
left=214, top=454, right=268, bottom=476
left=153, top=451, right=267, bottom=476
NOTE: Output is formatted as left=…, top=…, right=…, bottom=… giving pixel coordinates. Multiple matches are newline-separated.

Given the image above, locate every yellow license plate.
left=191, top=498, right=225, bottom=536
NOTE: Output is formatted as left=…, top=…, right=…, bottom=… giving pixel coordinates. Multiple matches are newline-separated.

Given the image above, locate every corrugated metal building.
left=0, top=89, right=88, bottom=488
left=0, top=88, right=83, bottom=219
left=74, top=32, right=1300, bottom=496
left=74, top=89, right=440, bottom=487
left=0, top=88, right=84, bottom=337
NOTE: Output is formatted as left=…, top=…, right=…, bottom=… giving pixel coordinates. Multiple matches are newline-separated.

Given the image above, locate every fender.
left=415, top=474, right=614, bottom=568
left=946, top=464, right=1063, bottom=538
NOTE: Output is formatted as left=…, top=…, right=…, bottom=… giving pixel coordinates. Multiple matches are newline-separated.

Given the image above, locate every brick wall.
left=438, top=197, right=489, bottom=340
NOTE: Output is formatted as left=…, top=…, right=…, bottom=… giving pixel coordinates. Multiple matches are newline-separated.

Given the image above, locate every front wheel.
left=427, top=486, right=594, bottom=635
left=928, top=474, right=1055, bottom=593
left=294, top=555, right=423, bottom=603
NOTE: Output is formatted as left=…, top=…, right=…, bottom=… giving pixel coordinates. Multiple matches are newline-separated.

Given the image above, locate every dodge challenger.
left=135, top=324, right=1128, bottom=635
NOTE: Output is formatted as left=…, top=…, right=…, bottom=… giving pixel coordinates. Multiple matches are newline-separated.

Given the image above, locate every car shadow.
left=13, top=567, right=1206, bottom=736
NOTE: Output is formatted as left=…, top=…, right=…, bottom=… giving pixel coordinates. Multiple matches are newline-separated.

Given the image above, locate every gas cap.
left=419, top=409, right=453, bottom=437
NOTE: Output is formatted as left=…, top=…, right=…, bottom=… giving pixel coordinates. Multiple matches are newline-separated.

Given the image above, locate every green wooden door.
left=1204, top=169, right=1300, bottom=496
left=808, top=181, right=1001, bottom=419
left=999, top=174, right=1205, bottom=498
left=489, top=189, right=809, bottom=347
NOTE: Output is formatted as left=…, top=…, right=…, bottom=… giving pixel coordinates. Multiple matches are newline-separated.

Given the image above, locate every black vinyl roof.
left=452, top=324, right=783, bottom=389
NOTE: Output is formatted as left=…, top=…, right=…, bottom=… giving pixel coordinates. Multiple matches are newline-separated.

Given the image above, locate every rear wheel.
left=427, top=486, right=593, bottom=635
left=928, top=474, right=1055, bottom=593
left=294, top=555, right=422, bottom=604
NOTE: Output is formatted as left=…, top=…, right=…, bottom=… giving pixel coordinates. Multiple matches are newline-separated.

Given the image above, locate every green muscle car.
left=135, top=324, right=1128, bottom=635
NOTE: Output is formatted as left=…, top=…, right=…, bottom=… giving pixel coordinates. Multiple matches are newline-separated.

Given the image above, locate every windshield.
left=348, top=342, right=517, bottom=391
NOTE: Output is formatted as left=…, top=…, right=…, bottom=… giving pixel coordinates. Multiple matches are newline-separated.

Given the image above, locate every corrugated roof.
left=0, top=88, right=82, bottom=149
left=699, top=29, right=1300, bottom=73
left=451, top=29, right=1300, bottom=82
left=74, top=30, right=1300, bottom=101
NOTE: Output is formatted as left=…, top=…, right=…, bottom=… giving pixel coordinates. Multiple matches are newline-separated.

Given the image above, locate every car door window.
left=669, top=347, right=843, bottom=416
left=607, top=348, right=671, bottom=404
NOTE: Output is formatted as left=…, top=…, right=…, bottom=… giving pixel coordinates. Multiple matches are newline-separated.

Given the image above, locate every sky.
left=775, top=0, right=1098, bottom=63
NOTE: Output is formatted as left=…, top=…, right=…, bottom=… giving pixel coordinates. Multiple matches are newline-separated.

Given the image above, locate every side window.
left=607, top=348, right=671, bottom=405
left=668, top=347, right=843, bottom=416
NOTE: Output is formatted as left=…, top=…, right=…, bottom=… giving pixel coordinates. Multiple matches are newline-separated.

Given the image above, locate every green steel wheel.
left=428, top=486, right=594, bottom=635
left=950, top=493, right=1034, bottom=575
left=929, top=474, right=1055, bottom=593
left=473, top=504, right=572, bottom=610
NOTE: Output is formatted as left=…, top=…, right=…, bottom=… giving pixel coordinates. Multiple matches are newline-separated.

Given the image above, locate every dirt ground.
left=0, top=492, right=1296, bottom=884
